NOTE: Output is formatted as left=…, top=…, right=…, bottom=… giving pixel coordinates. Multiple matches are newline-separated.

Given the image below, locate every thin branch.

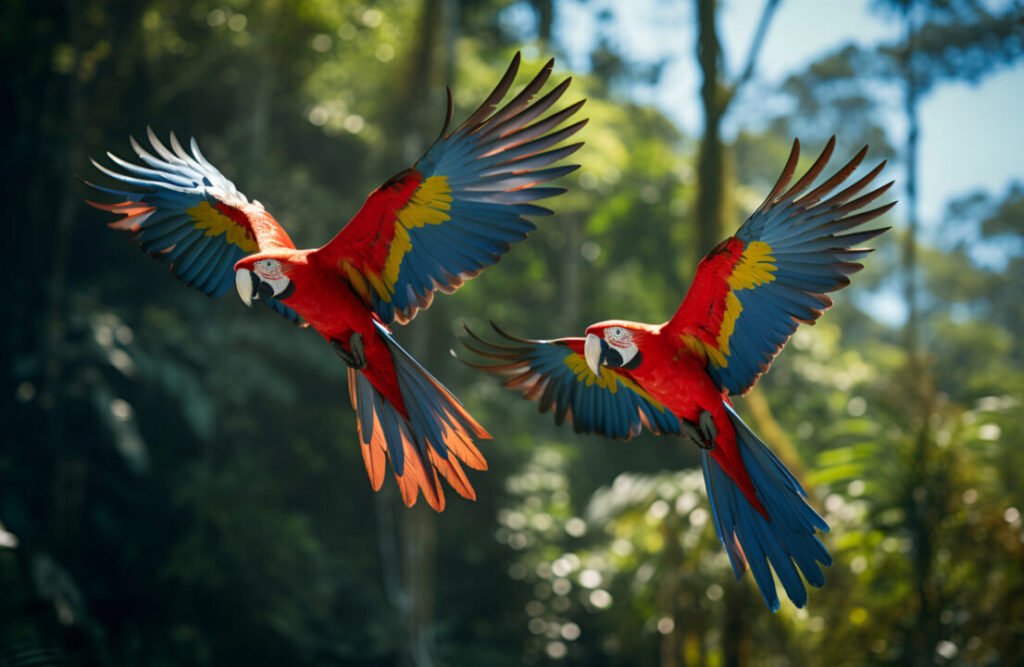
left=722, top=0, right=781, bottom=111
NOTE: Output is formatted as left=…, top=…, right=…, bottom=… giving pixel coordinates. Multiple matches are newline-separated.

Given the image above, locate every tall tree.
left=693, top=0, right=779, bottom=261
left=774, top=4, right=1023, bottom=664
left=691, top=3, right=781, bottom=666
left=383, top=2, right=460, bottom=664
left=871, top=4, right=1022, bottom=662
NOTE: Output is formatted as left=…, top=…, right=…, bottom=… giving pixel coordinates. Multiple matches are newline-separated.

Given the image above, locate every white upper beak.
left=235, top=268, right=253, bottom=307
left=584, top=333, right=603, bottom=376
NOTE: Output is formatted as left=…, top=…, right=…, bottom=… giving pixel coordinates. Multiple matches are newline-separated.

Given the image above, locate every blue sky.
left=554, top=0, right=1023, bottom=229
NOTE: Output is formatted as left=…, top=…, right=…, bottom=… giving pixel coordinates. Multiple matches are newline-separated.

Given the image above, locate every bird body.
left=467, top=137, right=894, bottom=609
left=241, top=247, right=405, bottom=412
left=88, top=54, right=586, bottom=511
left=599, top=326, right=765, bottom=515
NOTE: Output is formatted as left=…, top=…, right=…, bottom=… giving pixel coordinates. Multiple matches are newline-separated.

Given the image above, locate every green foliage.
left=3, top=0, right=1021, bottom=665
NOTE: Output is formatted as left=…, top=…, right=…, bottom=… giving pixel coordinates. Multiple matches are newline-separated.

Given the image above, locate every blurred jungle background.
left=3, top=0, right=1023, bottom=665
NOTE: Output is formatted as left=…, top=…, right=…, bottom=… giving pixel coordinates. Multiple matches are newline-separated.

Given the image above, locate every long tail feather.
left=348, top=323, right=490, bottom=511
left=703, top=403, right=831, bottom=610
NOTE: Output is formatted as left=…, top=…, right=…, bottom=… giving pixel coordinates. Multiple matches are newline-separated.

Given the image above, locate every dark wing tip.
left=866, top=201, right=898, bottom=219
left=562, top=141, right=586, bottom=155
left=462, top=322, right=492, bottom=346
left=461, top=323, right=522, bottom=353
left=761, top=138, right=802, bottom=207
left=561, top=98, right=587, bottom=116
left=438, top=86, right=454, bottom=138
left=488, top=320, right=527, bottom=343
left=779, top=136, right=837, bottom=202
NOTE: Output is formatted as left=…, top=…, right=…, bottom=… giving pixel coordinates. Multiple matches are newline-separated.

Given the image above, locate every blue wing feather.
left=462, top=326, right=681, bottom=440
left=318, top=54, right=585, bottom=326
left=88, top=129, right=301, bottom=325
left=671, top=138, right=894, bottom=395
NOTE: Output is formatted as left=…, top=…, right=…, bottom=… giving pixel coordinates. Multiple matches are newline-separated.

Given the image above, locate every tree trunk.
left=559, top=216, right=582, bottom=332
left=694, top=4, right=747, bottom=666
left=721, top=580, right=752, bottom=667
left=901, top=3, right=920, bottom=359
left=690, top=2, right=785, bottom=664
left=658, top=516, right=682, bottom=667
left=530, top=0, right=554, bottom=45
left=402, top=504, right=438, bottom=667
left=246, top=0, right=281, bottom=181
left=908, top=424, right=936, bottom=667
left=898, top=7, right=935, bottom=666
left=391, top=2, right=457, bottom=664
left=694, top=0, right=724, bottom=261
left=47, top=0, right=86, bottom=546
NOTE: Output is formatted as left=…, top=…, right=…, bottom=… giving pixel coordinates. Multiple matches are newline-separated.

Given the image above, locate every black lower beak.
left=599, top=340, right=642, bottom=370
left=254, top=278, right=275, bottom=301
left=601, top=341, right=623, bottom=368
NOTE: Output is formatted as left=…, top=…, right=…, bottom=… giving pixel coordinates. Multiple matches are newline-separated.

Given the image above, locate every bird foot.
left=331, top=332, right=367, bottom=370
left=683, top=410, right=717, bottom=450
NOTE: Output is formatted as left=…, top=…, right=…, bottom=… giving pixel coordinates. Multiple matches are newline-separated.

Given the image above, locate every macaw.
left=86, top=53, right=586, bottom=512
left=464, top=137, right=894, bottom=609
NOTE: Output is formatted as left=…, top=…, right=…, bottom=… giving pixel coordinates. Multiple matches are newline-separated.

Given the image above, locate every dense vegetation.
left=3, top=0, right=1021, bottom=665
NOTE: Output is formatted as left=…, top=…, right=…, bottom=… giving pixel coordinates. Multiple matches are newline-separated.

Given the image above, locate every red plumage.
left=88, top=54, right=586, bottom=511
left=466, top=137, right=894, bottom=609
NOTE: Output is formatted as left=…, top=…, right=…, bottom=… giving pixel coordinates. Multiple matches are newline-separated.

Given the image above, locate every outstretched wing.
left=313, top=53, right=587, bottom=325
left=86, top=129, right=302, bottom=324
left=665, top=137, right=894, bottom=395
left=462, top=324, right=681, bottom=440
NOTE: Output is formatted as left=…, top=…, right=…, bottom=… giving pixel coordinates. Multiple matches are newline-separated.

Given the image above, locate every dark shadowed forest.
left=3, top=0, right=1022, bottom=665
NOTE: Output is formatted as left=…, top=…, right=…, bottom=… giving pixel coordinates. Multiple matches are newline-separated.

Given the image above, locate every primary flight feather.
left=86, top=53, right=587, bottom=512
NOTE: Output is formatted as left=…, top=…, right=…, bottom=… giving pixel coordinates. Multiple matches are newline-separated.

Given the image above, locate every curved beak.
left=584, top=334, right=603, bottom=376
left=235, top=268, right=255, bottom=307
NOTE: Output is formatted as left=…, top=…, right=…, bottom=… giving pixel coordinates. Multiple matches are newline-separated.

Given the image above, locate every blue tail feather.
left=702, top=403, right=831, bottom=611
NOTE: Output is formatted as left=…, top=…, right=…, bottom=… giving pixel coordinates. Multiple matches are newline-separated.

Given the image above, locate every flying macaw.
left=86, top=54, right=586, bottom=512
left=464, top=137, right=894, bottom=609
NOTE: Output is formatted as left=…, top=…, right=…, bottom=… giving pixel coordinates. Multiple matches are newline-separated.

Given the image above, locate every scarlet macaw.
left=464, top=138, right=894, bottom=609
left=86, top=54, right=586, bottom=511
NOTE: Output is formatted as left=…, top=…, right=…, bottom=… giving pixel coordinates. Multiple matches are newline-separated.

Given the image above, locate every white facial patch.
left=253, top=259, right=291, bottom=296
left=254, top=259, right=284, bottom=280
left=605, top=326, right=639, bottom=366
left=605, top=326, right=634, bottom=349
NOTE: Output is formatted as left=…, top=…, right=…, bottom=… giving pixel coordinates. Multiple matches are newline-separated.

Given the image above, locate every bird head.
left=583, top=321, right=645, bottom=376
left=234, top=254, right=296, bottom=306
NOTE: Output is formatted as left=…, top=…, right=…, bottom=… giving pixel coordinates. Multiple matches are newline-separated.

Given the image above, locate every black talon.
left=331, top=340, right=355, bottom=365
left=699, top=410, right=717, bottom=446
left=683, top=410, right=717, bottom=451
left=350, top=332, right=366, bottom=369
left=331, top=333, right=367, bottom=370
